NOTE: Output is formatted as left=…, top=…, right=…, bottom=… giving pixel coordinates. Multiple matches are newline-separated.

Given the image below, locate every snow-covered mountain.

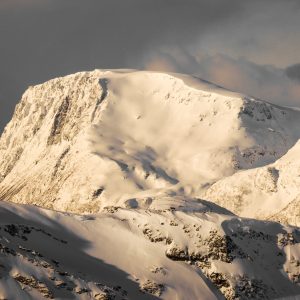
left=204, top=140, right=300, bottom=226
left=0, top=69, right=300, bottom=299
left=0, top=70, right=300, bottom=218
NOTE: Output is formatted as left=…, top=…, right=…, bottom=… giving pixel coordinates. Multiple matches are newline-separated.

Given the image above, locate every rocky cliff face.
left=0, top=71, right=105, bottom=212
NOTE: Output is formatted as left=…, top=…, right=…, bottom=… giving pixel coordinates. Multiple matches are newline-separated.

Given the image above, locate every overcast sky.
left=1, top=0, right=300, bottom=132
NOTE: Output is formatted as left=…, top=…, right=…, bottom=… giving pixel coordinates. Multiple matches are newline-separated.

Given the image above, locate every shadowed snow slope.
left=1, top=201, right=300, bottom=300
left=0, top=69, right=300, bottom=221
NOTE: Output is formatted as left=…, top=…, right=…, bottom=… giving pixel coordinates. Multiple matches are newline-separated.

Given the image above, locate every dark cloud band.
left=286, top=64, right=300, bottom=82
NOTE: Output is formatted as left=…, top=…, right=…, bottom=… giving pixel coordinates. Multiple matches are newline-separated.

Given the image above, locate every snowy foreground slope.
left=0, top=70, right=300, bottom=299
left=0, top=201, right=300, bottom=300
left=0, top=69, right=300, bottom=225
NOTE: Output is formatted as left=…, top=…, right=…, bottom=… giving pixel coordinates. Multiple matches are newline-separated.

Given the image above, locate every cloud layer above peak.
left=0, top=0, right=300, bottom=131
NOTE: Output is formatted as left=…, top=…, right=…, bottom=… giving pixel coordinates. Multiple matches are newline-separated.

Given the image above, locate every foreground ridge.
left=0, top=201, right=299, bottom=299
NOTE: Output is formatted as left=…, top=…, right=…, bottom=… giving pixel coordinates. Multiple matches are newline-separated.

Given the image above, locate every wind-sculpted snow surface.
left=0, top=201, right=300, bottom=300
left=0, top=70, right=300, bottom=221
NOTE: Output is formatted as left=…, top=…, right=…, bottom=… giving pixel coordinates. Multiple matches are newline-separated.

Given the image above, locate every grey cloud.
left=144, top=49, right=300, bottom=106
left=0, top=0, right=245, bottom=132
left=286, top=64, right=300, bottom=82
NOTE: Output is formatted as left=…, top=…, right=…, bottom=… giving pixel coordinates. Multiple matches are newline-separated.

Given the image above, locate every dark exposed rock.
left=75, top=287, right=90, bottom=294
left=47, top=96, right=71, bottom=145
left=0, top=243, right=16, bottom=256
left=143, top=227, right=173, bottom=244
left=140, top=279, right=165, bottom=297
left=165, top=245, right=189, bottom=261
left=230, top=276, right=271, bottom=300
left=278, top=231, right=300, bottom=247
left=103, top=206, right=120, bottom=213
left=240, top=100, right=272, bottom=121
left=93, top=187, right=104, bottom=198
left=208, top=272, right=230, bottom=289
left=14, top=274, right=54, bottom=299
left=204, top=230, right=248, bottom=263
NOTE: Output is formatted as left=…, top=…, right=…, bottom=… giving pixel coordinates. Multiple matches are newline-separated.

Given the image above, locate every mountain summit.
left=1, top=70, right=300, bottom=221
